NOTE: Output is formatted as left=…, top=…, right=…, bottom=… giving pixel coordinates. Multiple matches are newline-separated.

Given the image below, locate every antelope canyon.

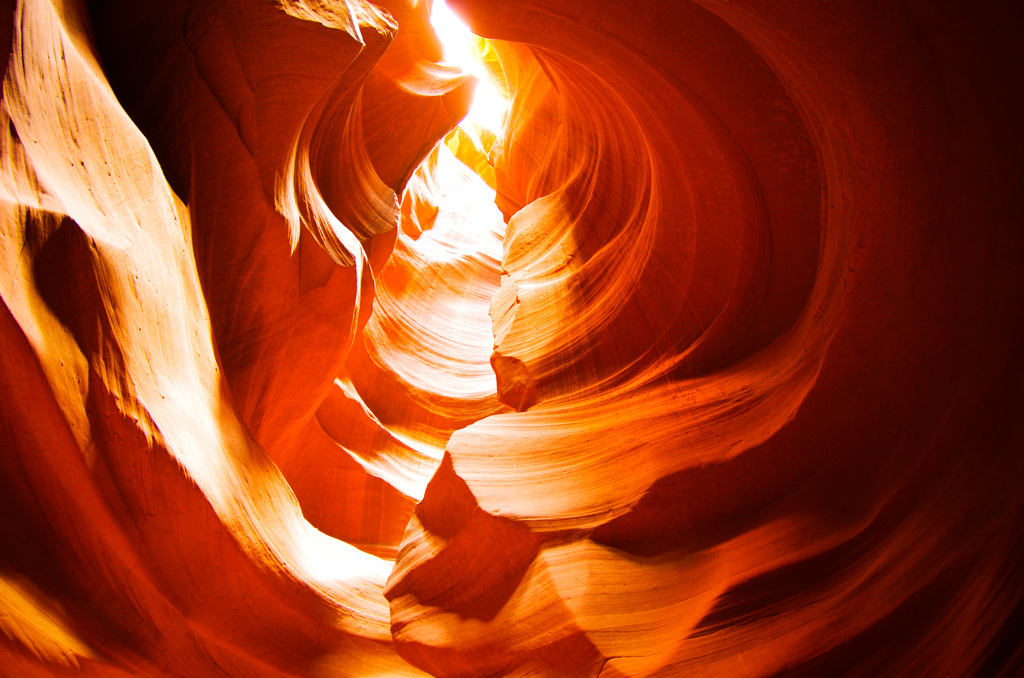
left=1, top=0, right=1022, bottom=675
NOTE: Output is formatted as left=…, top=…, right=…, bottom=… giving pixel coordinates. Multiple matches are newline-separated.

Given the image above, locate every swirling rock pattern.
left=1, top=0, right=1022, bottom=676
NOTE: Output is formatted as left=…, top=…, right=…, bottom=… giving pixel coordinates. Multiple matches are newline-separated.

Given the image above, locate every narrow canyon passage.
left=1, top=1, right=1022, bottom=677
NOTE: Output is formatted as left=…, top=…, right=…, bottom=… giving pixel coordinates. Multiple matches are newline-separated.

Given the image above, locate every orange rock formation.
left=1, top=0, right=1022, bottom=676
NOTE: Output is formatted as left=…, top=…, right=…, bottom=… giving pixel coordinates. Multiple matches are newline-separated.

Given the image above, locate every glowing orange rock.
left=1, top=0, right=1023, bottom=676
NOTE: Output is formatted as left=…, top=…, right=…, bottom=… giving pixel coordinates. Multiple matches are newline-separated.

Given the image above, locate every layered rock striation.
left=1, top=0, right=1022, bottom=676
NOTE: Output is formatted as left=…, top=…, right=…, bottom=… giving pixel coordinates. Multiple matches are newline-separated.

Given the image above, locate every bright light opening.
left=430, top=0, right=508, bottom=135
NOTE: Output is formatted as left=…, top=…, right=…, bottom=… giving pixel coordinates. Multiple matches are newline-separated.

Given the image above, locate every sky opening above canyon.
left=429, top=0, right=508, bottom=134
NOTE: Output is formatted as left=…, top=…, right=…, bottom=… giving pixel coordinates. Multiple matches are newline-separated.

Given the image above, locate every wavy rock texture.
left=1, top=0, right=1022, bottom=676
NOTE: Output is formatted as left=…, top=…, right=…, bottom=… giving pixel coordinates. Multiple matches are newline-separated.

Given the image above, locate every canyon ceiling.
left=1, top=0, right=1023, bottom=676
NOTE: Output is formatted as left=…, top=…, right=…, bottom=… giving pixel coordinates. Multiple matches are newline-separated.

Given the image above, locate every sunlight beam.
left=430, top=0, right=508, bottom=135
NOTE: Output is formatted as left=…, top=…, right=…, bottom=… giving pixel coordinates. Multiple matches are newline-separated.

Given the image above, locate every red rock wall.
left=1, top=0, right=1022, bottom=676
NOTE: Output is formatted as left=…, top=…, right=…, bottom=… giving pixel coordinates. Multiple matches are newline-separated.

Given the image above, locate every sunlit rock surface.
left=1, top=0, right=1022, bottom=676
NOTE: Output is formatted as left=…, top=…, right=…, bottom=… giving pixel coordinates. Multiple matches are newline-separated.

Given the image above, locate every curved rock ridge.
left=318, top=140, right=508, bottom=502
left=0, top=0, right=460, bottom=674
left=385, top=0, right=1024, bottom=676
left=2, top=0, right=1024, bottom=677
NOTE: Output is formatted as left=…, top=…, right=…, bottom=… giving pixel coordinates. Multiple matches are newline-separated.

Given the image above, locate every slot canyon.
left=1, top=0, right=1023, bottom=675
